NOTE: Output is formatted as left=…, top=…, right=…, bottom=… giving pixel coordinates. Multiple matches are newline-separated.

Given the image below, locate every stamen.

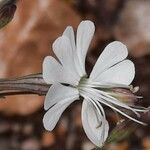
left=81, top=88, right=107, bottom=142
left=93, top=99, right=106, bottom=119
left=132, top=86, right=139, bottom=93
left=78, top=77, right=147, bottom=126
left=86, top=98, right=103, bottom=129
left=79, top=89, right=103, bottom=129
left=130, top=85, right=139, bottom=93
left=100, top=99, right=146, bottom=125
left=87, top=80, right=130, bottom=89
left=84, top=87, right=147, bottom=126
left=91, top=88, right=141, bottom=117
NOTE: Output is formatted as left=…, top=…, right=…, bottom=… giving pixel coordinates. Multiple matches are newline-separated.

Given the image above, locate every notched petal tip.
left=53, top=35, right=69, bottom=50
left=42, top=56, right=64, bottom=84
left=43, top=56, right=52, bottom=65
left=90, top=40, right=129, bottom=81
left=44, top=83, right=79, bottom=110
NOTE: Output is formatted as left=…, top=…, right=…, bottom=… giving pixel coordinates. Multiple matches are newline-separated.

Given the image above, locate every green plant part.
left=0, top=0, right=17, bottom=29
left=106, top=120, right=137, bottom=144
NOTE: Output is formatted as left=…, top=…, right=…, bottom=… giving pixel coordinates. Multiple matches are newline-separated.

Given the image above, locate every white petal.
left=90, top=41, right=128, bottom=80
left=53, top=36, right=72, bottom=65
left=63, top=26, right=76, bottom=51
left=76, top=20, right=95, bottom=75
left=53, top=36, right=80, bottom=82
left=43, top=56, right=63, bottom=84
left=82, top=100, right=109, bottom=147
left=63, top=27, right=83, bottom=77
left=42, top=56, right=78, bottom=85
left=43, top=96, right=78, bottom=131
left=94, top=59, right=135, bottom=85
left=44, top=83, right=79, bottom=110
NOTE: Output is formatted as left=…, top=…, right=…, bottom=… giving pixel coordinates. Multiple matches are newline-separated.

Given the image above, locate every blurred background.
left=0, top=0, right=149, bottom=150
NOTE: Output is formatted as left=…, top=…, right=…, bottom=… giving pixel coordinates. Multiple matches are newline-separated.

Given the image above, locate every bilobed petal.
left=44, top=83, right=79, bottom=110
left=94, top=59, right=135, bottom=85
left=63, top=26, right=83, bottom=77
left=43, top=56, right=63, bottom=84
left=90, top=41, right=128, bottom=81
left=53, top=36, right=80, bottom=83
left=42, top=56, right=78, bottom=85
left=82, top=100, right=109, bottom=147
left=63, top=26, right=76, bottom=51
left=53, top=36, right=72, bottom=64
left=43, top=95, right=78, bottom=131
left=76, top=20, right=95, bottom=75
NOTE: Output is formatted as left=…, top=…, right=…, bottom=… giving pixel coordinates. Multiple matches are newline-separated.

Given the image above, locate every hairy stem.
left=0, top=73, right=50, bottom=97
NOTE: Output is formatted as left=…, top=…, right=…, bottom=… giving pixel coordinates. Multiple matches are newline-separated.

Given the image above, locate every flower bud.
left=0, top=0, right=17, bottom=29
left=106, top=120, right=137, bottom=144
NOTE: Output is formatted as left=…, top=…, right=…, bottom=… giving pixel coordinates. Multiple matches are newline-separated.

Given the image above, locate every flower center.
left=77, top=76, right=89, bottom=90
left=76, top=76, right=95, bottom=99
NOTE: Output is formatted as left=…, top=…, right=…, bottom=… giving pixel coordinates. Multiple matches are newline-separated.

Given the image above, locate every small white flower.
left=42, top=20, right=147, bottom=147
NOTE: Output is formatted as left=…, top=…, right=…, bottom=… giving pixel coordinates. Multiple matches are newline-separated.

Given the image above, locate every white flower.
left=42, top=20, right=147, bottom=147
